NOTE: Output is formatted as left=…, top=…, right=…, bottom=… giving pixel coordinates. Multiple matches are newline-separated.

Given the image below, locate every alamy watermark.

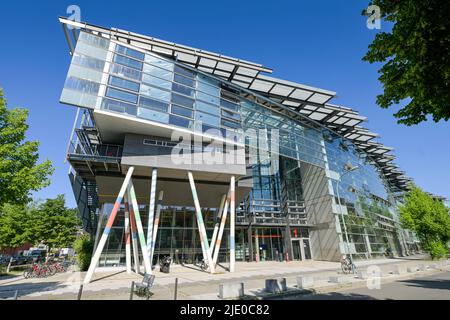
left=169, top=126, right=280, bottom=176
left=66, top=5, right=81, bottom=29
left=366, top=5, right=381, bottom=30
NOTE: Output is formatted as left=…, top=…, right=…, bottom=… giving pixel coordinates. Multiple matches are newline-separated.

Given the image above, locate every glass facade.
left=62, top=31, right=410, bottom=265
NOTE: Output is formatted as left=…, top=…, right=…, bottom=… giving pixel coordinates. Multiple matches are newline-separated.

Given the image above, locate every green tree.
left=29, top=195, right=80, bottom=252
left=0, top=203, right=33, bottom=249
left=399, top=184, right=450, bottom=259
left=363, top=1, right=450, bottom=125
left=73, top=235, right=93, bottom=271
left=0, top=88, right=54, bottom=206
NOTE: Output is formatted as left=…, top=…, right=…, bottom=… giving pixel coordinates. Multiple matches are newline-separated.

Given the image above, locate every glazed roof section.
left=59, top=17, right=411, bottom=192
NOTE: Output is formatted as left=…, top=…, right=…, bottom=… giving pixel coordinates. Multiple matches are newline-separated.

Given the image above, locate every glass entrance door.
left=302, top=238, right=312, bottom=260
left=292, top=240, right=302, bottom=261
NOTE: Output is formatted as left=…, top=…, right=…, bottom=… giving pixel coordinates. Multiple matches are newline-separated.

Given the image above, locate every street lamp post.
left=335, top=164, right=359, bottom=266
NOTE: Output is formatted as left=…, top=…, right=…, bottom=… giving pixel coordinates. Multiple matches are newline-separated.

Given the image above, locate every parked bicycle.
left=23, top=261, right=69, bottom=279
left=340, top=254, right=357, bottom=274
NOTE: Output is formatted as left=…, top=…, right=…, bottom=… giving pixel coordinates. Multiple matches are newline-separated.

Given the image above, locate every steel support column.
left=146, top=168, right=158, bottom=261
left=188, top=172, right=215, bottom=274
left=84, top=167, right=134, bottom=284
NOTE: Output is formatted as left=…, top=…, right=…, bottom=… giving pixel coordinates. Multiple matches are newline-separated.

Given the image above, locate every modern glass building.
left=59, top=18, right=418, bottom=270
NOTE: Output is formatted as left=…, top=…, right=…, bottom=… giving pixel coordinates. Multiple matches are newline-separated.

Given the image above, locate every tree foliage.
left=29, top=195, right=80, bottom=251
left=0, top=203, right=33, bottom=249
left=0, top=195, right=80, bottom=251
left=399, top=184, right=450, bottom=259
left=0, top=88, right=54, bottom=206
left=73, top=235, right=93, bottom=271
left=363, top=1, right=450, bottom=125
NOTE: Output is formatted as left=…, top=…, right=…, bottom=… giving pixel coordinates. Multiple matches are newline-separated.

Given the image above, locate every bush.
left=73, top=235, right=94, bottom=271
left=425, top=240, right=448, bottom=260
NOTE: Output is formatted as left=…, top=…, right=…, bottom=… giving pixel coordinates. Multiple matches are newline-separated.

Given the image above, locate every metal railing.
left=67, top=141, right=123, bottom=159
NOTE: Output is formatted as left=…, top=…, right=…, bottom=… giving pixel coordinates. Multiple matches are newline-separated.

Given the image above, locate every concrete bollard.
left=296, top=276, right=314, bottom=289
left=391, top=264, right=407, bottom=275
left=265, top=278, right=287, bottom=293
left=219, top=283, right=245, bottom=299
left=407, top=266, right=418, bottom=273
left=329, top=276, right=349, bottom=284
left=357, top=271, right=368, bottom=279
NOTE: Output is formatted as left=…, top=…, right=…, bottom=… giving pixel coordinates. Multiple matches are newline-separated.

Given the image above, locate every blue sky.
left=0, top=1, right=448, bottom=207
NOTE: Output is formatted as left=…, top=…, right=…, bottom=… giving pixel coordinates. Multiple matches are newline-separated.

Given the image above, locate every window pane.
left=174, top=65, right=195, bottom=78
left=79, top=32, right=109, bottom=49
left=198, top=91, right=220, bottom=105
left=110, top=63, right=141, bottom=81
left=222, top=119, right=241, bottom=129
left=144, top=55, right=174, bottom=71
left=140, top=84, right=171, bottom=102
left=197, top=79, right=220, bottom=97
left=172, top=83, right=195, bottom=97
left=102, top=98, right=137, bottom=116
left=169, top=115, right=192, bottom=128
left=172, top=93, right=194, bottom=108
left=220, top=98, right=238, bottom=111
left=171, top=105, right=193, bottom=118
left=109, top=76, right=140, bottom=92
left=72, top=54, right=105, bottom=71
left=64, top=77, right=100, bottom=95
left=106, top=87, right=138, bottom=104
left=195, top=111, right=220, bottom=127
left=139, top=96, right=169, bottom=113
left=174, top=74, right=195, bottom=87
left=115, top=45, right=145, bottom=61
left=114, top=54, right=143, bottom=70
left=142, top=64, right=173, bottom=81
left=137, top=107, right=169, bottom=123
left=221, top=109, right=241, bottom=121
left=196, top=101, right=220, bottom=116
left=142, top=73, right=172, bottom=90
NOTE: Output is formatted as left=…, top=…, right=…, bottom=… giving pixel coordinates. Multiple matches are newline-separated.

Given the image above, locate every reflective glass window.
left=105, top=87, right=138, bottom=104
left=110, top=63, right=141, bottom=81
left=140, top=84, right=171, bottom=102
left=139, top=96, right=169, bottom=113
left=197, top=91, right=220, bottom=105
left=222, top=119, right=241, bottom=129
left=102, top=98, right=137, bottom=116
left=172, top=93, right=195, bottom=108
left=221, top=98, right=239, bottom=111
left=115, top=44, right=145, bottom=61
left=172, top=83, right=195, bottom=97
left=142, top=64, right=173, bottom=81
left=196, top=101, right=220, bottom=116
left=171, top=105, right=193, bottom=118
left=195, top=112, right=220, bottom=127
left=72, top=54, right=105, bottom=71
left=137, top=107, right=169, bottom=123
left=64, top=76, right=100, bottom=95
left=113, top=54, right=143, bottom=70
left=144, top=55, right=174, bottom=71
left=174, top=65, right=195, bottom=78
left=174, top=74, right=195, bottom=87
left=108, top=76, right=140, bottom=92
left=197, top=80, right=220, bottom=97
left=142, top=73, right=172, bottom=90
left=221, top=109, right=241, bottom=121
left=79, top=32, right=109, bottom=49
left=170, top=115, right=193, bottom=128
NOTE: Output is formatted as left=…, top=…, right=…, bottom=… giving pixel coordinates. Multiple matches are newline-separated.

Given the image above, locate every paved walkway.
left=0, top=254, right=447, bottom=300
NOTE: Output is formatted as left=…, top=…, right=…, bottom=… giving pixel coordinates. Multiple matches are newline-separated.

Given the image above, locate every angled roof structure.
left=59, top=17, right=411, bottom=192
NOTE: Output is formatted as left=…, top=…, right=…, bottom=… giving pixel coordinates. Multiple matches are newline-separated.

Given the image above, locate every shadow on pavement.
left=0, top=281, right=62, bottom=299
left=285, top=291, right=379, bottom=300
left=398, top=278, right=450, bottom=291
